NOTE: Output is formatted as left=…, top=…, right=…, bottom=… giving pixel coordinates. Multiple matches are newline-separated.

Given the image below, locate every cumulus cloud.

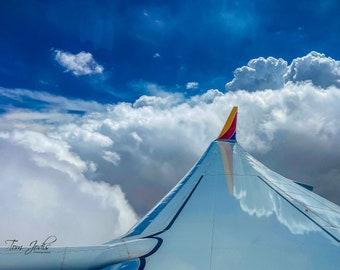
left=226, top=56, right=288, bottom=91
left=54, top=49, right=104, bottom=76
left=285, top=51, right=340, bottom=88
left=186, top=82, right=199, bottom=90
left=103, top=151, right=121, bottom=165
left=0, top=130, right=137, bottom=246
left=226, top=51, right=340, bottom=91
left=1, top=51, right=340, bottom=246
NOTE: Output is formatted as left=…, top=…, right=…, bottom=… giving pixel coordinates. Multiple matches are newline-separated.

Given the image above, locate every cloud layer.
left=0, top=129, right=137, bottom=246
left=1, top=51, right=340, bottom=246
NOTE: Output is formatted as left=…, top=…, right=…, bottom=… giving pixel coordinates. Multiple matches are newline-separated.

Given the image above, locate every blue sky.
left=1, top=0, right=339, bottom=102
left=1, top=1, right=340, bottom=246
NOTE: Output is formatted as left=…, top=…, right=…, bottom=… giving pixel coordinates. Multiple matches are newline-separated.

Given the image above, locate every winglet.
left=216, top=106, right=238, bottom=141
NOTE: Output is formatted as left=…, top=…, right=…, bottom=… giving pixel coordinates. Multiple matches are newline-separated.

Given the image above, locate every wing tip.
left=216, top=106, right=238, bottom=142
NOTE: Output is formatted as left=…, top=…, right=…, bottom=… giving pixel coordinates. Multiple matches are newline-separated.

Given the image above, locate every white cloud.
left=0, top=87, right=105, bottom=112
left=153, top=53, right=161, bottom=58
left=12, top=130, right=87, bottom=172
left=103, top=151, right=121, bottom=165
left=0, top=135, right=137, bottom=246
left=1, top=51, right=340, bottom=246
left=54, top=49, right=104, bottom=76
left=226, top=56, right=288, bottom=91
left=186, top=81, right=199, bottom=90
left=226, top=51, right=340, bottom=91
left=190, top=89, right=223, bottom=104
left=285, top=51, right=340, bottom=88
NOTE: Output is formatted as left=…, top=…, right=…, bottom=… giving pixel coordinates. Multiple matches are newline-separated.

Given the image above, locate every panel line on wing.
left=124, top=143, right=213, bottom=238
left=162, top=175, right=204, bottom=232
left=135, top=176, right=205, bottom=270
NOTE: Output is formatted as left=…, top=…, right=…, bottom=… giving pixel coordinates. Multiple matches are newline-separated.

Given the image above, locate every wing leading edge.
left=1, top=107, right=339, bottom=270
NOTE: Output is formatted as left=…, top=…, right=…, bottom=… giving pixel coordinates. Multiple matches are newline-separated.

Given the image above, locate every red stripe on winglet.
left=219, top=113, right=237, bottom=140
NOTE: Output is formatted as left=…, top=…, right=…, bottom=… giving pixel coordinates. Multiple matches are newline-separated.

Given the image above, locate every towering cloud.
left=226, top=56, right=288, bottom=91
left=285, top=51, right=340, bottom=88
left=226, top=51, right=340, bottom=91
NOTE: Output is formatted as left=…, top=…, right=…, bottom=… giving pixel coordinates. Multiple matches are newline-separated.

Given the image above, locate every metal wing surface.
left=106, top=106, right=339, bottom=269
left=1, top=107, right=339, bottom=269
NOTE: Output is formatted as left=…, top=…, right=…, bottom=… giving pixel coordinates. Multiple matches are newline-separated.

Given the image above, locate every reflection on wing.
left=217, top=141, right=234, bottom=195
left=1, top=106, right=339, bottom=270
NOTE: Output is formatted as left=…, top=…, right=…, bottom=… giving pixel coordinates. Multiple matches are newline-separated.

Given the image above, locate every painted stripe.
left=219, top=116, right=237, bottom=140
left=217, top=106, right=238, bottom=141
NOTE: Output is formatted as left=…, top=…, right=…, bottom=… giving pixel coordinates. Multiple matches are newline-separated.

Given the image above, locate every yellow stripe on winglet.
left=217, top=106, right=238, bottom=140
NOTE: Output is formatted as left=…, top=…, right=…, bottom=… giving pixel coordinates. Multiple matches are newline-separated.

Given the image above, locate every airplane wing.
left=1, top=107, right=339, bottom=269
